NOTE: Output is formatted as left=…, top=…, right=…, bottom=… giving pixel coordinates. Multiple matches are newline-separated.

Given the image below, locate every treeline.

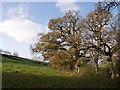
left=0, top=49, right=19, bottom=57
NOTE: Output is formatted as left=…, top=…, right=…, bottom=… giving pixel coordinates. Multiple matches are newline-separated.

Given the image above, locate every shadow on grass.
left=2, top=72, right=120, bottom=88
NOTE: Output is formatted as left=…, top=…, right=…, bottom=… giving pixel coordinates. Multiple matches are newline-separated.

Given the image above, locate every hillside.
left=1, top=54, right=120, bottom=88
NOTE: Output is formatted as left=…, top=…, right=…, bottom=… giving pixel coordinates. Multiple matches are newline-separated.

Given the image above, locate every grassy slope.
left=1, top=54, right=120, bottom=88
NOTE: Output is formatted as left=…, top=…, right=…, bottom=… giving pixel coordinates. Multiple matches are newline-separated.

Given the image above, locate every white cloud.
left=56, top=0, right=79, bottom=13
left=0, top=4, right=49, bottom=44
left=0, top=19, right=49, bottom=43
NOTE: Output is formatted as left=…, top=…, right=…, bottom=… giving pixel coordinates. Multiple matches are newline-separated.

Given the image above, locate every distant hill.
left=1, top=54, right=49, bottom=65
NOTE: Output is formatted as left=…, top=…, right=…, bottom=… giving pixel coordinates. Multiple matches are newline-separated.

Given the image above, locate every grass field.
left=1, top=54, right=120, bottom=88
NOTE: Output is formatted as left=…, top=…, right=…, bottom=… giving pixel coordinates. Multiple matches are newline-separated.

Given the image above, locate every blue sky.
left=0, top=1, right=97, bottom=59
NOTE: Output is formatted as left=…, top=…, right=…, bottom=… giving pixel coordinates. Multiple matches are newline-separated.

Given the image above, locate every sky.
left=0, top=0, right=100, bottom=59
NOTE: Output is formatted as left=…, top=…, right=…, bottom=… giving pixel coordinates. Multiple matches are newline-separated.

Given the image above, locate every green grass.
left=1, top=54, right=120, bottom=88
left=2, top=54, right=61, bottom=76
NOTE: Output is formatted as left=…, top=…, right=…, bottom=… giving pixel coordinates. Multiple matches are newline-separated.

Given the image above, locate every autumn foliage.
left=31, top=2, right=120, bottom=78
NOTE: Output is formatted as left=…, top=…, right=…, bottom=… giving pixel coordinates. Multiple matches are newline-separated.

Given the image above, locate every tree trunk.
left=107, top=56, right=115, bottom=79
left=75, top=64, right=80, bottom=73
left=91, top=51, right=99, bottom=72
left=94, top=61, right=99, bottom=72
left=78, top=67, right=80, bottom=73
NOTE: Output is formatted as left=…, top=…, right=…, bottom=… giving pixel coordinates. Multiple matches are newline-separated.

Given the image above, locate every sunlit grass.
left=2, top=54, right=62, bottom=76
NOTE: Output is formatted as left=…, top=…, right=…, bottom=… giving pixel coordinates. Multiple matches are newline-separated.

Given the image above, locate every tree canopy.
left=31, top=2, right=120, bottom=78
